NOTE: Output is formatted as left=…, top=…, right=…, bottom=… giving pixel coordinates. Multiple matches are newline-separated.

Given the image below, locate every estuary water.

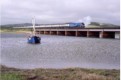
left=0, top=33, right=120, bottom=69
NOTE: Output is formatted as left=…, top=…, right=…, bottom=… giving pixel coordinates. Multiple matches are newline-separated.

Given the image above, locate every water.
left=0, top=33, right=120, bottom=69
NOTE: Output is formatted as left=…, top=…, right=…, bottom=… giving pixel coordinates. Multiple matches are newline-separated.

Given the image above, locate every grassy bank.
left=0, top=27, right=31, bottom=33
left=0, top=65, right=120, bottom=80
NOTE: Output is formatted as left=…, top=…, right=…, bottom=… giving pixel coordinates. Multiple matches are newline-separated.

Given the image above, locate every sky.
left=0, top=0, right=120, bottom=25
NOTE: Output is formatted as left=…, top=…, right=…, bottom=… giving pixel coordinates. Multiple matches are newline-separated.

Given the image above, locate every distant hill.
left=0, top=22, right=120, bottom=29
left=0, top=23, right=41, bottom=28
left=88, top=22, right=120, bottom=29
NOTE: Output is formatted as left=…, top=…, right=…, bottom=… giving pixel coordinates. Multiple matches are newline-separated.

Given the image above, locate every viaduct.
left=35, top=27, right=120, bottom=39
left=14, top=27, right=120, bottom=39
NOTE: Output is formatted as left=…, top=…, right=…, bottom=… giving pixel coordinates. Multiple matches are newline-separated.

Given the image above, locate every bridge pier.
left=76, top=31, right=78, bottom=37
left=99, top=31, right=103, bottom=38
left=65, top=31, right=68, bottom=36
left=115, top=32, right=120, bottom=39
left=87, top=31, right=89, bottom=37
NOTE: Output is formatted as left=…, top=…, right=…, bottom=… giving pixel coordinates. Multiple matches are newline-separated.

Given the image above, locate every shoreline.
left=0, top=63, right=120, bottom=70
left=0, top=30, right=31, bottom=33
left=1, top=65, right=120, bottom=80
left=0, top=28, right=31, bottom=33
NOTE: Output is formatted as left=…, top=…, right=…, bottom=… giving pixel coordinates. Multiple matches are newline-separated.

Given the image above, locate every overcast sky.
left=1, top=0, right=120, bottom=25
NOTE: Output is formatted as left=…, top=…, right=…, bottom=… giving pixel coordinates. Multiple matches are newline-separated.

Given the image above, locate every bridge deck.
left=35, top=28, right=120, bottom=39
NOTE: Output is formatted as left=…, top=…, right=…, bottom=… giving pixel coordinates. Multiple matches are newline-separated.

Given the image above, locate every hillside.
left=87, top=22, right=120, bottom=28
left=0, top=22, right=120, bottom=29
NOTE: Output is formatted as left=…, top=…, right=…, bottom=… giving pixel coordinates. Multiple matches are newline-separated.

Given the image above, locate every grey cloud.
left=1, top=0, right=120, bottom=25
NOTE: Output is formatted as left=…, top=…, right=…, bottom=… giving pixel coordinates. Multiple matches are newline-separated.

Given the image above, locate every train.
left=69, top=22, right=85, bottom=28
left=35, top=22, right=85, bottom=28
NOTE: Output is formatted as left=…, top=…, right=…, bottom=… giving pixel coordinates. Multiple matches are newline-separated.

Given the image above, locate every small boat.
left=28, top=17, right=41, bottom=44
left=28, top=36, right=41, bottom=44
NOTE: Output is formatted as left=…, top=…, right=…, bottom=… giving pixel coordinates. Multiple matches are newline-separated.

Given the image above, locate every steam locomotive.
left=68, top=22, right=85, bottom=28
left=36, top=22, right=85, bottom=28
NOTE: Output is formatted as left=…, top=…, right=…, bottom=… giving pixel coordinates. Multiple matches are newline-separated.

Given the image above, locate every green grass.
left=81, top=68, right=119, bottom=77
left=0, top=28, right=31, bottom=33
left=0, top=65, right=120, bottom=80
left=0, top=73, right=25, bottom=80
left=86, top=25, right=100, bottom=28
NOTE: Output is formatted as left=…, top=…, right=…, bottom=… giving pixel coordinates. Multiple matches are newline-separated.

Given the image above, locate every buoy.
left=28, top=17, right=41, bottom=44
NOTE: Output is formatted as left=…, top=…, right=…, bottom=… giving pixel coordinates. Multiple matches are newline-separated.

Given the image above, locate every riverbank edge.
left=0, top=28, right=32, bottom=33
left=0, top=65, right=120, bottom=80
left=0, top=30, right=31, bottom=33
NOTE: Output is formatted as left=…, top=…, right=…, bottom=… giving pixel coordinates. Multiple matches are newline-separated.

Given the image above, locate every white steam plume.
left=77, top=16, right=92, bottom=26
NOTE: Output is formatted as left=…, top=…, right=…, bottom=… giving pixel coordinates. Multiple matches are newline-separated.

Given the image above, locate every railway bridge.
left=35, top=28, right=120, bottom=39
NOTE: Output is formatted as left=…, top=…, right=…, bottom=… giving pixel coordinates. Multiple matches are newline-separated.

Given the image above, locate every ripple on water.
left=1, top=33, right=120, bottom=69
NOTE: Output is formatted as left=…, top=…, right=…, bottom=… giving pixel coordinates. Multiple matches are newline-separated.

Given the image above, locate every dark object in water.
left=28, top=36, right=41, bottom=44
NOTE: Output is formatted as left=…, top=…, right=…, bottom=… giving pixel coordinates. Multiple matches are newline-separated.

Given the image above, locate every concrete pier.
left=115, top=32, right=120, bottom=39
